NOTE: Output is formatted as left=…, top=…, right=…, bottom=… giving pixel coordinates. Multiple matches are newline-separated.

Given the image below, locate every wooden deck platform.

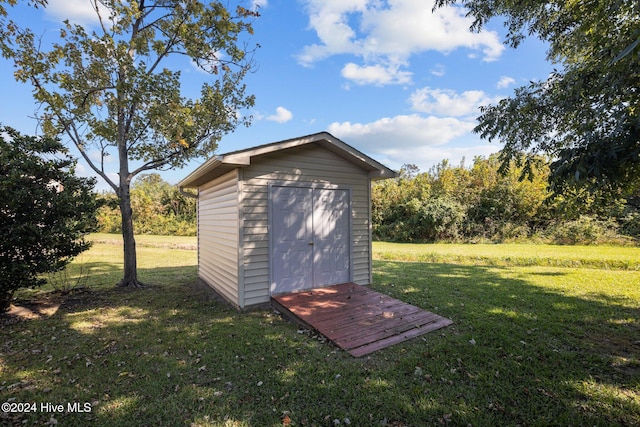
left=271, top=283, right=453, bottom=357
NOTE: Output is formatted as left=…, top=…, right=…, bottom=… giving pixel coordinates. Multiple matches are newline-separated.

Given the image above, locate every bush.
left=96, top=203, right=122, bottom=234
left=619, top=212, right=640, bottom=238
left=95, top=174, right=196, bottom=236
left=547, top=216, right=620, bottom=245
left=371, top=155, right=639, bottom=245
left=0, top=127, right=98, bottom=312
left=496, top=222, right=531, bottom=242
left=374, top=197, right=466, bottom=242
left=414, top=197, right=466, bottom=241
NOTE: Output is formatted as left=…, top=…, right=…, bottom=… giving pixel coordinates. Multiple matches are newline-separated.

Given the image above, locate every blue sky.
left=0, top=0, right=553, bottom=191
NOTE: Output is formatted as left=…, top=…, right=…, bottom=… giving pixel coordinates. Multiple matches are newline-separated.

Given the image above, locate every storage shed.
left=178, top=132, right=397, bottom=309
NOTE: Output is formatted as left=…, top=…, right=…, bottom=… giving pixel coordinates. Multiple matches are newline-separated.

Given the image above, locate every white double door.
left=271, top=185, right=350, bottom=294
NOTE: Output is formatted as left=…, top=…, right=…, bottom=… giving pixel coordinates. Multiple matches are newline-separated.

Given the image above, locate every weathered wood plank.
left=335, top=311, right=446, bottom=349
left=348, top=317, right=454, bottom=357
left=272, top=283, right=453, bottom=357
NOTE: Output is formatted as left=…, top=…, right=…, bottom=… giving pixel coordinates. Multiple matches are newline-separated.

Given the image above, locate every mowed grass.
left=373, top=241, right=640, bottom=270
left=1, top=236, right=638, bottom=426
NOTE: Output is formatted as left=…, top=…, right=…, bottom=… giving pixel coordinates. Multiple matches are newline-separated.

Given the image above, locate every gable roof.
left=178, top=132, right=397, bottom=188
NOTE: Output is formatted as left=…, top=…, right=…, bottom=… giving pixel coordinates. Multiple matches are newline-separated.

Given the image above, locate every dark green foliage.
left=97, top=173, right=196, bottom=236
left=435, top=0, right=640, bottom=195
left=0, top=126, right=98, bottom=312
left=546, top=216, right=620, bottom=245
left=620, top=212, right=640, bottom=237
left=403, top=196, right=465, bottom=241
left=93, top=157, right=638, bottom=244
left=372, top=156, right=639, bottom=243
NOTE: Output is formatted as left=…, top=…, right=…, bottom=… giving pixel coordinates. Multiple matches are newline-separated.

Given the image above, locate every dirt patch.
left=0, top=288, right=97, bottom=325
left=1, top=298, right=62, bottom=325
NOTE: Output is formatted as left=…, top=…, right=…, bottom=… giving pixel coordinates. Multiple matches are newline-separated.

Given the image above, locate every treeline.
left=372, top=155, right=640, bottom=244
left=96, top=158, right=640, bottom=245
left=97, top=173, right=197, bottom=236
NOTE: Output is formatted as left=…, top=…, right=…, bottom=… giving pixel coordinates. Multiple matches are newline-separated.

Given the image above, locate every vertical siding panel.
left=367, top=171, right=373, bottom=285
left=236, top=168, right=245, bottom=308
left=198, top=170, right=239, bottom=306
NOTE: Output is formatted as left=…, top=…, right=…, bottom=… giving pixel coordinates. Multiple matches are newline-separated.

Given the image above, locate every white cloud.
left=297, top=0, right=367, bottom=65
left=76, top=159, right=118, bottom=192
left=497, top=76, right=516, bottom=89
left=328, top=114, right=474, bottom=149
left=409, top=87, right=501, bottom=117
left=106, top=172, right=119, bottom=186
left=379, top=143, right=499, bottom=171
left=327, top=113, right=497, bottom=171
left=357, top=1, right=503, bottom=61
left=431, top=64, right=446, bottom=77
left=328, top=114, right=500, bottom=171
left=298, top=0, right=504, bottom=85
left=266, top=106, right=293, bottom=123
left=45, top=0, right=111, bottom=26
left=341, top=62, right=412, bottom=86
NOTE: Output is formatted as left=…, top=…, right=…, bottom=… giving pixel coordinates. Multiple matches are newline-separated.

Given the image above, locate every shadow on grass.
left=1, top=261, right=638, bottom=426
left=3, top=265, right=380, bottom=426
left=373, top=260, right=640, bottom=424
left=528, top=271, right=569, bottom=276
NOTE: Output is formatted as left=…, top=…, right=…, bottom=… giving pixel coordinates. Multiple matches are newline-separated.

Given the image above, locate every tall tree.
left=0, top=125, right=98, bottom=312
left=0, top=0, right=258, bottom=287
left=434, top=0, right=640, bottom=195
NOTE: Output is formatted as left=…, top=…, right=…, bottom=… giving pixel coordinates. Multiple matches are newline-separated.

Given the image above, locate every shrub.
left=496, top=222, right=531, bottom=242
left=95, top=174, right=196, bottom=236
left=548, top=216, right=619, bottom=245
left=373, top=196, right=466, bottom=242
left=0, top=127, right=98, bottom=312
left=415, top=197, right=466, bottom=241
left=619, top=212, right=640, bottom=238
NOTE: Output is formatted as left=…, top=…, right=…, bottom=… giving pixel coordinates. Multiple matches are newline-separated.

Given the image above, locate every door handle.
left=308, top=241, right=314, bottom=246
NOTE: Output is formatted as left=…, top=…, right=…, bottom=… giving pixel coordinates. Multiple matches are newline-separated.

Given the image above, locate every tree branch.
left=30, top=73, right=119, bottom=192
left=92, top=0, right=110, bottom=35
left=69, top=121, right=118, bottom=193
left=81, top=85, right=116, bottom=108
left=130, top=149, right=182, bottom=177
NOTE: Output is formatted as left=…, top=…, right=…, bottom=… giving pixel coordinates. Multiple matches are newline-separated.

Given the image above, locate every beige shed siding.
left=241, top=144, right=371, bottom=306
left=197, top=170, right=240, bottom=306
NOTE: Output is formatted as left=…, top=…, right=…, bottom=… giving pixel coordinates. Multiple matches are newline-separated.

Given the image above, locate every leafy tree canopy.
left=1, top=0, right=257, bottom=181
left=0, top=0, right=259, bottom=287
left=434, top=0, right=640, bottom=195
left=0, top=125, right=99, bottom=312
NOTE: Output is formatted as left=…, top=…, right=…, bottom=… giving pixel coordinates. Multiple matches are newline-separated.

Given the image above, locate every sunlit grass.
left=1, top=235, right=638, bottom=426
left=373, top=241, right=640, bottom=269
left=90, top=232, right=197, bottom=249
left=68, top=307, right=149, bottom=334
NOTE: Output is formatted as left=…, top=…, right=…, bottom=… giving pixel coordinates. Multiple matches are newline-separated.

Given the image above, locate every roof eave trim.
left=178, top=131, right=398, bottom=188
left=177, top=156, right=223, bottom=188
left=369, top=169, right=398, bottom=180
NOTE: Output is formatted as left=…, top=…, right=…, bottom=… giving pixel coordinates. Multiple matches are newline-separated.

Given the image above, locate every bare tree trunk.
left=117, top=181, right=143, bottom=287
left=114, top=56, right=143, bottom=288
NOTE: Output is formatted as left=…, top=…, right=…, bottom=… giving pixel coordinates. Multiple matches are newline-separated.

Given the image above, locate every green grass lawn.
left=373, top=241, right=640, bottom=269
left=1, top=236, right=638, bottom=426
